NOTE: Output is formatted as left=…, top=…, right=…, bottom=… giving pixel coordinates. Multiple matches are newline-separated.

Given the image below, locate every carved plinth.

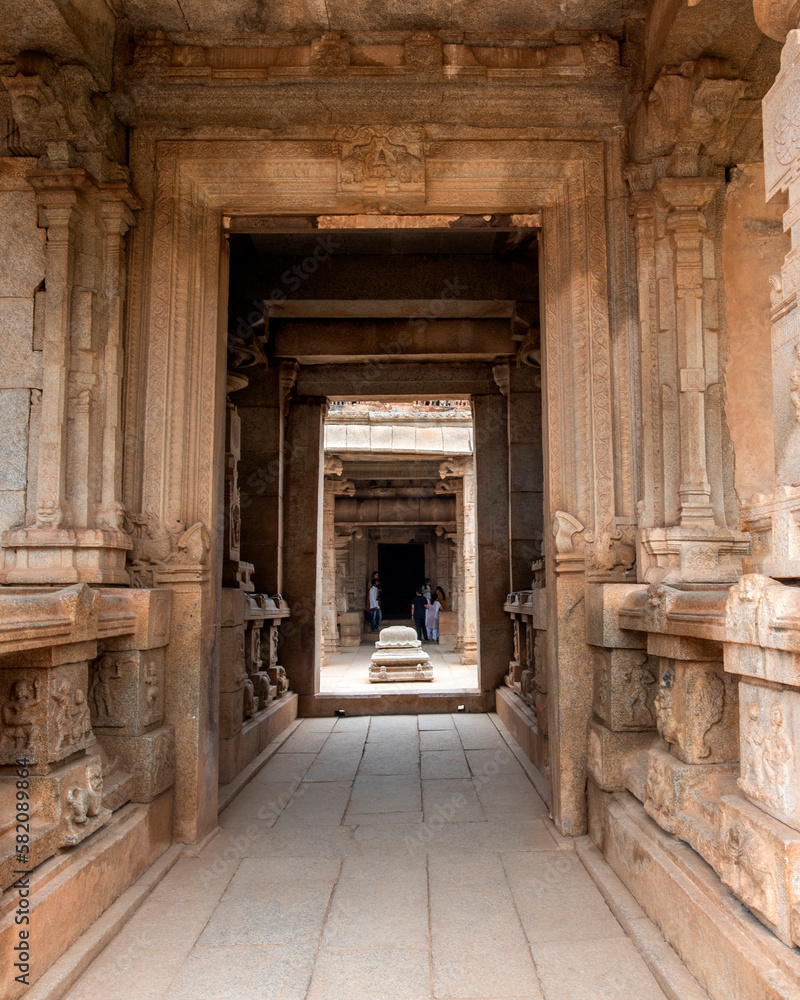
left=369, top=625, right=432, bottom=683
left=639, top=526, right=750, bottom=585
left=0, top=755, right=111, bottom=891
left=266, top=664, right=290, bottom=696
left=219, top=625, right=246, bottom=694
left=0, top=527, right=132, bottom=585
left=587, top=719, right=662, bottom=791
left=89, top=649, right=164, bottom=737
left=0, top=661, right=94, bottom=773
left=644, top=748, right=739, bottom=861
left=593, top=647, right=659, bottom=732
left=655, top=658, right=739, bottom=764
left=222, top=560, right=255, bottom=591
left=95, top=725, right=175, bottom=803
left=736, top=680, right=800, bottom=832
left=718, top=794, right=800, bottom=949
left=741, top=488, right=800, bottom=580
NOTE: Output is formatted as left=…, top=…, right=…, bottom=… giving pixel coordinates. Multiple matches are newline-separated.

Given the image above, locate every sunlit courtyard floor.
left=320, top=641, right=479, bottom=694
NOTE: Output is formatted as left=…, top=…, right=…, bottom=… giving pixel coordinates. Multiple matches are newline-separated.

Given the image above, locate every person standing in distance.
left=369, top=574, right=382, bottom=633
left=411, top=587, right=428, bottom=642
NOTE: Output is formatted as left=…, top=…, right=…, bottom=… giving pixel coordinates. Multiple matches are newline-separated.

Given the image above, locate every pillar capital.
left=656, top=176, right=719, bottom=215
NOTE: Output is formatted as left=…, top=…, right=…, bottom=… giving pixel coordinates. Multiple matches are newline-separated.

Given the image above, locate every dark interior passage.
left=377, top=543, right=425, bottom=617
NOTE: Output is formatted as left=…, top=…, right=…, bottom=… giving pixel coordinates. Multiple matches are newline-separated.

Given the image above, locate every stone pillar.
left=660, top=178, right=718, bottom=528
left=508, top=365, right=544, bottom=590
left=221, top=374, right=254, bottom=592
left=320, top=458, right=354, bottom=660
left=472, top=393, right=513, bottom=691
left=152, top=523, right=216, bottom=843
left=97, top=184, right=139, bottom=533
left=238, top=366, right=284, bottom=593
left=281, top=395, right=324, bottom=696
left=439, top=459, right=476, bottom=663
left=742, top=11, right=800, bottom=576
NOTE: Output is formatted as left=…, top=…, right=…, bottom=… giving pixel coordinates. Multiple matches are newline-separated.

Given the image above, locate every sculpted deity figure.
left=654, top=673, right=679, bottom=746
left=90, top=655, right=121, bottom=723
left=763, top=704, right=793, bottom=803
left=2, top=679, right=41, bottom=749
left=71, top=689, right=92, bottom=744
left=144, top=660, right=159, bottom=716
left=742, top=702, right=767, bottom=797
left=624, top=655, right=656, bottom=726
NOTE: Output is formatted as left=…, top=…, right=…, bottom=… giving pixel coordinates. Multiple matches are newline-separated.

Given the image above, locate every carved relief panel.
left=0, top=662, right=94, bottom=773
left=89, top=649, right=165, bottom=736
left=593, top=647, right=658, bottom=732
left=738, top=680, right=799, bottom=832
left=655, top=658, right=739, bottom=764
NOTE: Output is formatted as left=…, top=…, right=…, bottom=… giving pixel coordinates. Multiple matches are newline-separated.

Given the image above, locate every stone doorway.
left=128, top=138, right=617, bottom=836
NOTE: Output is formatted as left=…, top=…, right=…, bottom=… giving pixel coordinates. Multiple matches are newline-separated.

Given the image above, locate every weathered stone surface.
left=585, top=583, right=648, bottom=649
left=587, top=719, right=662, bottom=792
left=0, top=660, right=93, bottom=772
left=654, top=658, right=739, bottom=765
left=592, top=647, right=659, bottom=732
left=718, top=794, right=800, bottom=949
left=96, top=725, right=176, bottom=803
left=100, top=588, right=172, bottom=651
left=643, top=748, right=739, bottom=858
left=737, top=679, right=800, bottom=831
left=89, top=648, right=164, bottom=736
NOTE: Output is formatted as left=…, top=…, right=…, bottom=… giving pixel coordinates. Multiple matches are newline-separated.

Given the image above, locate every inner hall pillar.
left=237, top=365, right=284, bottom=594
left=472, top=392, right=513, bottom=691
left=282, top=392, right=324, bottom=697
left=508, top=364, right=544, bottom=591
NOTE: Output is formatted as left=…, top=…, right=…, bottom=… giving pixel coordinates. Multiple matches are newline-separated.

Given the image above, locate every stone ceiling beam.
left=265, top=299, right=515, bottom=319
left=296, top=361, right=500, bottom=397
left=271, top=319, right=515, bottom=363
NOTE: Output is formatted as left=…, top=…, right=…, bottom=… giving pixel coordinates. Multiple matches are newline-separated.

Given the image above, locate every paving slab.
left=347, top=773, right=422, bottom=814
left=306, top=948, right=431, bottom=1000
left=167, top=943, right=317, bottom=1000
left=422, top=778, right=486, bottom=823
left=419, top=728, right=462, bottom=750
left=421, top=748, right=471, bottom=779
left=532, top=938, right=668, bottom=1000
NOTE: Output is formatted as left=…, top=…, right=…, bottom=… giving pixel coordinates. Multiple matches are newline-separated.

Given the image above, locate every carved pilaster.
left=658, top=177, right=718, bottom=527
left=0, top=169, right=133, bottom=585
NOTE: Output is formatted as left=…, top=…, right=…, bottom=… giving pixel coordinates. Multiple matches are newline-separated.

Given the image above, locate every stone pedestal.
left=338, top=611, right=362, bottom=648
left=369, top=625, right=432, bottom=682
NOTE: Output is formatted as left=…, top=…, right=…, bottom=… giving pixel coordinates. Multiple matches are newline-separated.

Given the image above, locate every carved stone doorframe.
left=124, top=133, right=617, bottom=838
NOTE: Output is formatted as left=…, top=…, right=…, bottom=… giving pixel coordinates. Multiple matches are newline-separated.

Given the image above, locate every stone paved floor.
left=64, top=714, right=668, bottom=1000
left=320, top=644, right=479, bottom=693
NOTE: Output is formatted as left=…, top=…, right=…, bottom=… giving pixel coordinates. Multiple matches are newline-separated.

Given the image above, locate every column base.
left=639, top=525, right=750, bottom=584
left=0, top=527, right=132, bottom=585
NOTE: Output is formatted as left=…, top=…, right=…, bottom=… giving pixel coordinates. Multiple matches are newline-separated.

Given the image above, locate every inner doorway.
left=377, top=543, right=424, bottom=617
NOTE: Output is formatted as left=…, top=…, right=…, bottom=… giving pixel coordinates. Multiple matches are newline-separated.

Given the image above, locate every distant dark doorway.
left=377, top=544, right=425, bottom=618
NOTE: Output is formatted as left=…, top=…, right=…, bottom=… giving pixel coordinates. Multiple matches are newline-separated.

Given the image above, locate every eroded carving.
left=2, top=680, right=41, bottom=749
left=336, top=126, right=425, bottom=199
